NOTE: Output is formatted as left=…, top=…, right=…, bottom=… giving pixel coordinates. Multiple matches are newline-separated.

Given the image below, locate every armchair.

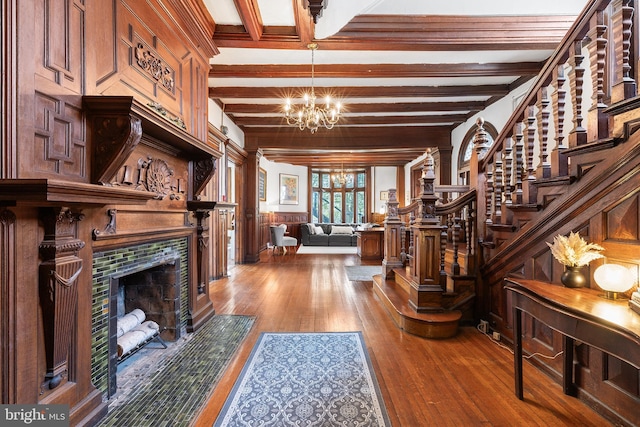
left=270, top=224, right=298, bottom=254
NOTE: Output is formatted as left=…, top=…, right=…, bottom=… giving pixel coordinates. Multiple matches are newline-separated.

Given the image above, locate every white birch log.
left=116, top=308, right=146, bottom=337
left=117, top=320, right=160, bottom=357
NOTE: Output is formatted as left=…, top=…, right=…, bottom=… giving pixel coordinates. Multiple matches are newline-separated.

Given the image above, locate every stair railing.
left=469, top=0, right=637, bottom=256
left=383, top=150, right=478, bottom=288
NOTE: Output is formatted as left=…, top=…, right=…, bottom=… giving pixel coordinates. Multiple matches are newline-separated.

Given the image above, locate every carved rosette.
left=38, top=208, right=85, bottom=392
left=143, top=158, right=174, bottom=199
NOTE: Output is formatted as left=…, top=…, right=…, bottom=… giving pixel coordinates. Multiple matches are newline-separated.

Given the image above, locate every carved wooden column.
left=244, top=150, right=261, bottom=263
left=186, top=201, right=216, bottom=332
left=409, top=149, right=446, bottom=312
left=38, top=207, right=85, bottom=392
left=382, top=189, right=404, bottom=278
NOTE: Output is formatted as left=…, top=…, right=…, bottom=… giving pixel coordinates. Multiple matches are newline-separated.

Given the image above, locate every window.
left=311, top=170, right=366, bottom=223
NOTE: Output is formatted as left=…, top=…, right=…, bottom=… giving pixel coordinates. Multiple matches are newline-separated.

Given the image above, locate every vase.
left=561, top=266, right=587, bottom=288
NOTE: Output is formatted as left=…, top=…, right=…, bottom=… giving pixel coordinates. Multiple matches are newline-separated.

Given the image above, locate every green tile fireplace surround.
left=91, top=238, right=189, bottom=395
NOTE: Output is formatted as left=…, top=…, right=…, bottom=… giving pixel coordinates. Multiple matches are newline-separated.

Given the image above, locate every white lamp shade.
left=593, top=264, right=634, bottom=293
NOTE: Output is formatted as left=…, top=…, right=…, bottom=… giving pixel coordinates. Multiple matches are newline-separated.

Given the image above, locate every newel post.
left=470, top=118, right=490, bottom=244
left=382, top=189, right=403, bottom=278
left=409, top=149, right=446, bottom=312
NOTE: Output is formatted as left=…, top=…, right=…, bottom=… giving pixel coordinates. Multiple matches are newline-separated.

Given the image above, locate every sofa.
left=300, top=223, right=360, bottom=246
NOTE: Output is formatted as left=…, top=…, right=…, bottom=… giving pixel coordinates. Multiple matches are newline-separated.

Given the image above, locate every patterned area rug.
left=345, top=265, right=382, bottom=281
left=214, top=332, right=391, bottom=427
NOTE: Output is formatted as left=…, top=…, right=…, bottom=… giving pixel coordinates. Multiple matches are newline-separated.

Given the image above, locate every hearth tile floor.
left=97, top=315, right=255, bottom=427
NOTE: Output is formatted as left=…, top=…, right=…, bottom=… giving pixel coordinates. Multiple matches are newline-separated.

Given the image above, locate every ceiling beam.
left=244, top=125, right=451, bottom=151
left=212, top=14, right=576, bottom=51
left=231, top=114, right=469, bottom=127
left=223, top=100, right=486, bottom=114
left=209, top=84, right=511, bottom=99
left=293, top=0, right=314, bottom=44
left=232, top=0, right=263, bottom=41
left=209, top=62, right=544, bottom=78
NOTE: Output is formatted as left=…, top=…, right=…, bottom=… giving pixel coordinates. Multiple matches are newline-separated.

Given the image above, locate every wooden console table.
left=505, top=278, right=640, bottom=400
left=356, top=228, right=384, bottom=260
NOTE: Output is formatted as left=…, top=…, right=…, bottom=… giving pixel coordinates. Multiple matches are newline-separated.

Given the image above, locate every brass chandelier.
left=284, top=43, right=341, bottom=133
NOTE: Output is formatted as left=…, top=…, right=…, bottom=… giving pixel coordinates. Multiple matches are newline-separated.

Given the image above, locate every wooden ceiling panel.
left=207, top=2, right=578, bottom=167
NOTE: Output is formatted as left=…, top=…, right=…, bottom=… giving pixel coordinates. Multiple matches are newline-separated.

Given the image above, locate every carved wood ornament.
left=38, top=207, right=85, bottom=393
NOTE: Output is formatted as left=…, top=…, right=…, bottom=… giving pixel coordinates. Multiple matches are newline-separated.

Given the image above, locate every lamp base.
left=601, top=290, right=625, bottom=300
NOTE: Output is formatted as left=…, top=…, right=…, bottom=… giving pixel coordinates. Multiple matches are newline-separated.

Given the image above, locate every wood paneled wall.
left=2, top=1, right=218, bottom=424
left=271, top=212, right=310, bottom=244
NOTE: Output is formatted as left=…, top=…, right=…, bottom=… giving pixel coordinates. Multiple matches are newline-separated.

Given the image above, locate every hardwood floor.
left=193, top=251, right=612, bottom=426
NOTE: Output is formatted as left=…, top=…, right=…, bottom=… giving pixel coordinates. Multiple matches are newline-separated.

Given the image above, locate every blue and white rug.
left=214, top=332, right=391, bottom=427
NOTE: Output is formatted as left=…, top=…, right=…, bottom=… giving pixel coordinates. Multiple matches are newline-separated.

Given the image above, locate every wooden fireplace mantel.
left=0, top=178, right=155, bottom=206
left=83, top=95, right=221, bottom=159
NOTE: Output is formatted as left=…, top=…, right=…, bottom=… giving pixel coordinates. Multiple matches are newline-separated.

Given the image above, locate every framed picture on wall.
left=279, top=173, right=299, bottom=205
left=258, top=168, right=267, bottom=201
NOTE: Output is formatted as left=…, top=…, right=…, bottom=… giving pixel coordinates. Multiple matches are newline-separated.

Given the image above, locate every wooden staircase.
left=373, top=269, right=461, bottom=339
left=374, top=158, right=476, bottom=339
left=375, top=1, right=640, bottom=422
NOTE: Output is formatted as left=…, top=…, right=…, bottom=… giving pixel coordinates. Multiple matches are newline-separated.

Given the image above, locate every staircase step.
left=372, top=274, right=461, bottom=339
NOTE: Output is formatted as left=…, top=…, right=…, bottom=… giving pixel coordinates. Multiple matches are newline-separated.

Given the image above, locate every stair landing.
left=372, top=273, right=461, bottom=339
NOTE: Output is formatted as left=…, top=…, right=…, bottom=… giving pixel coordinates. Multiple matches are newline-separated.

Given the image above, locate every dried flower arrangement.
left=546, top=232, right=605, bottom=267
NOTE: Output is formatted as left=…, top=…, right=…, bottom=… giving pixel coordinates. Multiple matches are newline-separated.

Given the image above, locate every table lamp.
left=593, top=263, right=635, bottom=300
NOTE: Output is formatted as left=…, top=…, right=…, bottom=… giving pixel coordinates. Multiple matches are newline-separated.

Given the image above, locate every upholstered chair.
left=270, top=224, right=298, bottom=254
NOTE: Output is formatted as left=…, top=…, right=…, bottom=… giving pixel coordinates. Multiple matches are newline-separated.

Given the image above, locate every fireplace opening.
left=107, top=254, right=181, bottom=397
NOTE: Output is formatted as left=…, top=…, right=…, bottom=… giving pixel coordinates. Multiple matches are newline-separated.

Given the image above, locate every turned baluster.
left=484, top=163, right=493, bottom=242
left=569, top=40, right=587, bottom=147
left=504, top=136, right=513, bottom=207
left=525, top=105, right=537, bottom=204
left=536, top=86, right=551, bottom=179
left=493, top=150, right=503, bottom=225
left=513, top=122, right=524, bottom=205
left=452, top=214, right=461, bottom=276
left=552, top=64, right=568, bottom=177
left=610, top=0, right=636, bottom=102
left=466, top=200, right=476, bottom=273
left=587, top=9, right=609, bottom=141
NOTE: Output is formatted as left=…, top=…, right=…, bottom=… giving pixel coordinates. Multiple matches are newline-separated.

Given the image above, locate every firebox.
left=91, top=238, right=189, bottom=397
left=106, top=253, right=180, bottom=397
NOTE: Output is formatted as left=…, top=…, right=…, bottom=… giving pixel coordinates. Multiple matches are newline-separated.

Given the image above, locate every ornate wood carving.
left=38, top=207, right=85, bottom=393
left=90, top=114, right=142, bottom=185
left=304, top=0, right=326, bottom=23
left=134, top=42, right=176, bottom=93
left=192, top=157, right=217, bottom=197
left=92, top=208, right=117, bottom=239
left=186, top=201, right=216, bottom=294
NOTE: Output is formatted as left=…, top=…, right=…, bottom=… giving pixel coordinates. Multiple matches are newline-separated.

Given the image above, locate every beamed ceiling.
left=204, top=0, right=588, bottom=168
